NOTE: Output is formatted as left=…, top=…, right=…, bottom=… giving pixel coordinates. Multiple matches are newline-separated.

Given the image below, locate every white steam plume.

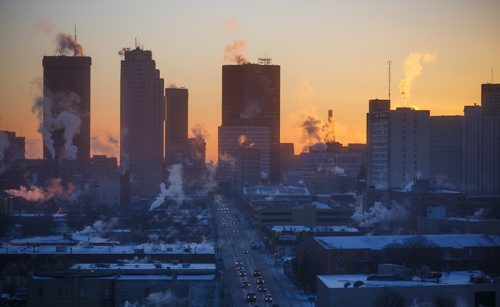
left=149, top=164, right=184, bottom=211
left=352, top=201, right=408, bottom=228
left=4, top=178, right=76, bottom=202
left=399, top=52, right=436, bottom=103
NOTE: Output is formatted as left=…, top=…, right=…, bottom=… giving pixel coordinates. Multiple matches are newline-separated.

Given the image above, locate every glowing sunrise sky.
left=0, top=0, right=499, bottom=162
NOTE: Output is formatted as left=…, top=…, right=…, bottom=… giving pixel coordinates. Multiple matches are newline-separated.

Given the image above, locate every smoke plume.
left=0, top=132, right=10, bottom=162
left=399, top=52, right=436, bottom=102
left=32, top=92, right=82, bottom=160
left=56, top=32, right=84, bottom=56
left=149, top=164, right=184, bottom=211
left=223, top=39, right=249, bottom=65
left=300, top=114, right=336, bottom=150
left=118, top=47, right=129, bottom=56
left=191, top=124, right=208, bottom=141
left=4, top=178, right=75, bottom=202
left=77, top=217, right=118, bottom=236
left=240, top=100, right=261, bottom=119
left=352, top=201, right=408, bottom=228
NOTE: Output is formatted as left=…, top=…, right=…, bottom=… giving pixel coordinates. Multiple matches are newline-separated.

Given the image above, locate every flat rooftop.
left=318, top=271, right=493, bottom=289
left=70, top=262, right=216, bottom=272
left=0, top=242, right=215, bottom=255
left=314, top=234, right=500, bottom=250
left=271, top=225, right=358, bottom=233
left=243, top=185, right=310, bottom=196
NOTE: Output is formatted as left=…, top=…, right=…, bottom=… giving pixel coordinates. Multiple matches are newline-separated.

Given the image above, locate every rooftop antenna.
left=328, top=109, right=335, bottom=142
left=135, top=37, right=138, bottom=48
left=74, top=24, right=77, bottom=42
left=387, top=60, right=392, bottom=100
left=491, top=67, right=494, bottom=84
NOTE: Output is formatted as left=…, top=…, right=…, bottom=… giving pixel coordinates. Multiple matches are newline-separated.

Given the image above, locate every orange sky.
left=1, top=1, right=499, bottom=162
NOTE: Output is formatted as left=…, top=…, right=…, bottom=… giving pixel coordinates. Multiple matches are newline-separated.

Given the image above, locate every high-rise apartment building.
left=221, top=63, right=280, bottom=181
left=120, top=47, right=164, bottom=197
left=367, top=100, right=431, bottom=190
left=463, top=84, right=500, bottom=196
left=42, top=56, right=91, bottom=161
left=366, top=99, right=391, bottom=189
left=165, top=87, right=188, bottom=165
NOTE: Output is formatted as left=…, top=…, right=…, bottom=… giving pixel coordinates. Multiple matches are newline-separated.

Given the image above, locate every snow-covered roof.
left=314, top=234, right=500, bottom=250
left=10, top=234, right=115, bottom=245
left=243, top=185, right=310, bottom=196
left=1, top=242, right=215, bottom=255
left=271, top=225, right=358, bottom=233
left=318, top=271, right=489, bottom=289
left=70, top=263, right=216, bottom=271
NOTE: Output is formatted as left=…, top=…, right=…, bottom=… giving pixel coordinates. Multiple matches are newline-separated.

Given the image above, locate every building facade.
left=165, top=87, right=188, bottom=165
left=42, top=56, right=91, bottom=162
left=221, top=63, right=280, bottom=181
left=120, top=47, right=164, bottom=197
left=366, top=99, right=391, bottom=189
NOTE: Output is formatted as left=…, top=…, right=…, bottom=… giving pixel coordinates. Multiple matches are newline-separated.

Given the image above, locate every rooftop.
left=243, top=185, right=310, bottom=196
left=271, top=225, right=358, bottom=233
left=314, top=234, right=500, bottom=251
left=318, top=271, right=494, bottom=289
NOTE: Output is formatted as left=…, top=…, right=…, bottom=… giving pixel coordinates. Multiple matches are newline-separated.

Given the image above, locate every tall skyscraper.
left=42, top=56, right=91, bottom=161
left=120, top=47, right=164, bottom=197
left=221, top=62, right=280, bottom=181
left=165, top=87, right=188, bottom=165
left=463, top=84, right=500, bottom=196
left=366, top=99, right=390, bottom=189
left=430, top=116, right=463, bottom=190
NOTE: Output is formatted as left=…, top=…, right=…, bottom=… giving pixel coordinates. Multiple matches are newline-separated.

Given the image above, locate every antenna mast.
left=388, top=60, right=392, bottom=100
left=492, top=67, right=494, bottom=84
left=74, top=24, right=77, bottom=41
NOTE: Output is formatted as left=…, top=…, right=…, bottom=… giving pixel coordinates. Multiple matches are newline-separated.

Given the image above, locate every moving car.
left=246, top=292, right=257, bottom=302
left=253, top=269, right=261, bottom=277
left=241, top=280, right=250, bottom=288
left=258, top=285, right=267, bottom=293
left=238, top=269, right=246, bottom=277
left=256, top=277, right=265, bottom=285
left=265, top=294, right=273, bottom=302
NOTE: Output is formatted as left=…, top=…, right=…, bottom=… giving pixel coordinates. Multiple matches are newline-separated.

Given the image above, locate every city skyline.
left=1, top=0, right=500, bottom=161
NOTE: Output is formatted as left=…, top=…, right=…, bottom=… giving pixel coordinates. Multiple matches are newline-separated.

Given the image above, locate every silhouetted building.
left=165, top=87, right=188, bottom=165
left=463, top=85, right=500, bottom=197
left=221, top=63, right=280, bottom=181
left=279, top=143, right=295, bottom=180
left=120, top=47, right=164, bottom=197
left=430, top=116, right=463, bottom=190
left=42, top=56, right=91, bottom=162
left=366, top=99, right=391, bottom=189
left=0, top=130, right=25, bottom=162
left=233, top=146, right=261, bottom=192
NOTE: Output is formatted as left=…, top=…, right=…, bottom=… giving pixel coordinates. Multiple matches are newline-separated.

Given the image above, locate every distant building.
left=221, top=63, right=280, bottom=181
left=120, top=47, right=164, bottom=197
left=429, top=116, right=463, bottom=190
left=366, top=99, right=391, bottom=189
left=0, top=130, right=25, bottom=162
left=42, top=56, right=91, bottom=162
left=165, top=87, right=188, bottom=165
left=279, top=143, right=295, bottom=180
left=463, top=84, right=500, bottom=197
left=233, top=146, right=261, bottom=192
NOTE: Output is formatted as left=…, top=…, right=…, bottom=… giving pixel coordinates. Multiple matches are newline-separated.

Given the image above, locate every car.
left=258, top=285, right=267, bottom=292
left=242, top=249, right=249, bottom=254
left=246, top=292, right=257, bottom=302
left=265, top=294, right=273, bottom=302
left=239, top=269, right=246, bottom=277
left=241, top=281, right=250, bottom=288
left=256, top=277, right=265, bottom=285
left=253, top=269, right=261, bottom=277
left=235, top=260, right=243, bottom=266
left=233, top=229, right=239, bottom=233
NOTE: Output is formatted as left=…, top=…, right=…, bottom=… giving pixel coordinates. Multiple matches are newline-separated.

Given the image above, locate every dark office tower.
left=165, top=88, right=188, bottom=165
left=430, top=116, right=463, bottom=190
left=481, top=83, right=500, bottom=116
left=366, top=99, right=390, bottom=189
left=42, top=56, right=91, bottom=161
left=221, top=62, right=280, bottom=182
left=120, top=47, right=164, bottom=197
left=463, top=84, right=500, bottom=196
